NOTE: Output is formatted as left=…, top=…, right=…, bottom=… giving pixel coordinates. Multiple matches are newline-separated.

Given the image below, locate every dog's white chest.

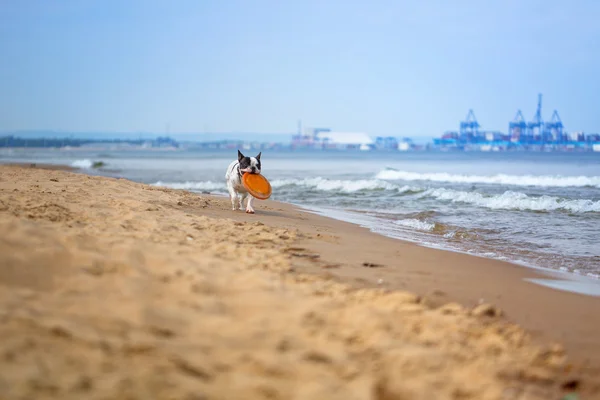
left=226, top=161, right=247, bottom=192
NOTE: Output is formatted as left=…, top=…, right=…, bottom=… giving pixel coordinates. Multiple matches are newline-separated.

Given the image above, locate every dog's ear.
left=238, top=150, right=244, bottom=161
left=256, top=152, right=261, bottom=161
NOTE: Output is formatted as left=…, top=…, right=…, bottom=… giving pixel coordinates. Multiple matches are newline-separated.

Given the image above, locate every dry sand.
left=0, top=165, right=598, bottom=399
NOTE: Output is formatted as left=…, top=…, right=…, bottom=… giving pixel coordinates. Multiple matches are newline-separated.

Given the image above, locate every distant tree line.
left=0, top=136, right=179, bottom=148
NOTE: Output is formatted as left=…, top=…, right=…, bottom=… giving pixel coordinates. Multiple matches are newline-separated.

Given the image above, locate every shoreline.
left=8, top=162, right=600, bottom=333
left=156, top=190, right=600, bottom=296
left=2, top=144, right=600, bottom=153
left=3, top=162, right=599, bottom=286
left=293, top=203, right=600, bottom=291
left=7, top=163, right=600, bottom=311
left=2, top=163, right=600, bottom=398
left=197, top=195, right=600, bottom=360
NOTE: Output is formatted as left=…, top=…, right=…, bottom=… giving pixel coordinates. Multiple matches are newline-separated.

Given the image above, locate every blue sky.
left=1, top=0, right=599, bottom=137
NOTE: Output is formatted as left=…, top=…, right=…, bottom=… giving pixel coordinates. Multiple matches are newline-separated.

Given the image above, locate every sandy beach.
left=1, top=164, right=599, bottom=399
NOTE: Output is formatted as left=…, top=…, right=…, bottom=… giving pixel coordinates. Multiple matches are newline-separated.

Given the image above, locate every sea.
left=2, top=148, right=600, bottom=292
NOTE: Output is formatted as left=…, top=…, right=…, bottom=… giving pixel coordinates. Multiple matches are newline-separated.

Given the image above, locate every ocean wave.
left=270, top=177, right=417, bottom=193
left=420, top=188, right=600, bottom=213
left=152, top=177, right=422, bottom=195
left=152, top=181, right=226, bottom=191
left=375, top=169, right=600, bottom=188
left=71, top=159, right=93, bottom=169
left=393, top=218, right=435, bottom=231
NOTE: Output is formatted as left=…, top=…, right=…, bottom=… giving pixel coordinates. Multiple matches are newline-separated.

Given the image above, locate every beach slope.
left=0, top=165, right=589, bottom=399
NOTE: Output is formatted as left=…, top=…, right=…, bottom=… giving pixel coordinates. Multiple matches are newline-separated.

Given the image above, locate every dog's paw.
left=245, top=209, right=255, bottom=214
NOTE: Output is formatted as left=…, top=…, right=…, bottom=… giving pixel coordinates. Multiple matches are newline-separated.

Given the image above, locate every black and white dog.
left=225, top=150, right=262, bottom=214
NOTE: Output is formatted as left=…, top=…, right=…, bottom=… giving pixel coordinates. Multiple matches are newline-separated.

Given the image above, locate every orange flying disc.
left=242, top=173, right=272, bottom=200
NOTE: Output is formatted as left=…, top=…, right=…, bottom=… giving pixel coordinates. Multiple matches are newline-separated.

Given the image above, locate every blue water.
left=2, top=148, right=600, bottom=280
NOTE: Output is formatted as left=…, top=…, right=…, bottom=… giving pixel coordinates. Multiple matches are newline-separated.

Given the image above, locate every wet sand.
left=1, top=164, right=599, bottom=399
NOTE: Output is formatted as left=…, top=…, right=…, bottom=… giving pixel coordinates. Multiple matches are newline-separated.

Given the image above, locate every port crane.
left=544, top=110, right=564, bottom=142
left=527, top=93, right=544, bottom=139
left=459, top=109, right=480, bottom=140
left=509, top=110, right=527, bottom=141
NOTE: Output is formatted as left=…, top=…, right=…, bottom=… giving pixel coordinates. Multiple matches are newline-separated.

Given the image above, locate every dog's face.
left=238, top=150, right=261, bottom=174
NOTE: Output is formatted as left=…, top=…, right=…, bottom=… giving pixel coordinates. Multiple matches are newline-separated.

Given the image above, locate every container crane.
left=459, top=109, right=480, bottom=141
left=544, top=110, right=564, bottom=142
left=527, top=93, right=543, bottom=140
left=509, top=110, right=527, bottom=142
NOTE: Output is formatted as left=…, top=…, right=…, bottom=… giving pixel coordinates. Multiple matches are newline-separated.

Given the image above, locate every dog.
left=225, top=150, right=262, bottom=214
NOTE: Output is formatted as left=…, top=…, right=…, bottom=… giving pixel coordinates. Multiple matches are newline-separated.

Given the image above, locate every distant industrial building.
left=291, top=123, right=373, bottom=150
left=317, top=131, right=373, bottom=150
left=374, top=136, right=399, bottom=150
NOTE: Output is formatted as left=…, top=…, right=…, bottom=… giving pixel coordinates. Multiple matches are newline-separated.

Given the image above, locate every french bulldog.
left=225, top=150, right=262, bottom=213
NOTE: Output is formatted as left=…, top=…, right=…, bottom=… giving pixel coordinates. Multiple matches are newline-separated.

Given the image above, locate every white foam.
left=420, top=188, right=600, bottom=213
left=270, top=177, right=415, bottom=193
left=71, top=159, right=93, bottom=169
left=393, top=218, right=435, bottom=231
left=152, top=181, right=226, bottom=191
left=376, top=169, right=600, bottom=188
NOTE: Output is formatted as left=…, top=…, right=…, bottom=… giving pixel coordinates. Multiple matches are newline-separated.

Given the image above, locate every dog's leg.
left=227, top=184, right=238, bottom=211
left=245, top=195, right=255, bottom=214
left=239, top=192, right=247, bottom=211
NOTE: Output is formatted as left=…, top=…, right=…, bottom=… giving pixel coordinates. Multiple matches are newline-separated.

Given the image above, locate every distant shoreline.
left=2, top=132, right=600, bottom=153
left=2, top=145, right=600, bottom=153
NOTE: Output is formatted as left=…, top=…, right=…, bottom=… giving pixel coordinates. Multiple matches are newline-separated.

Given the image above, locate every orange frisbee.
left=242, top=173, right=272, bottom=200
